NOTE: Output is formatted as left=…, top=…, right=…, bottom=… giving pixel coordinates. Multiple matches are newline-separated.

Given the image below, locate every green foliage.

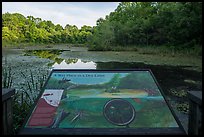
left=2, top=56, right=49, bottom=134
left=88, top=2, right=202, bottom=53
left=12, top=68, right=49, bottom=134
left=2, top=13, right=94, bottom=47
left=2, top=65, right=14, bottom=88
left=24, top=49, right=64, bottom=62
left=2, top=2, right=202, bottom=55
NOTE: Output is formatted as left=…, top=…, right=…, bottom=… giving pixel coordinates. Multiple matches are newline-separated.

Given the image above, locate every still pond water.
left=3, top=48, right=202, bottom=133
left=23, top=49, right=202, bottom=98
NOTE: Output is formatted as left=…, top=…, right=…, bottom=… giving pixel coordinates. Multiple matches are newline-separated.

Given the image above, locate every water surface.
left=21, top=49, right=202, bottom=98
left=3, top=48, right=202, bottom=133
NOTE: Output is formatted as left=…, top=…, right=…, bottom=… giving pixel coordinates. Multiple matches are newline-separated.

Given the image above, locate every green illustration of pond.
left=25, top=70, right=179, bottom=129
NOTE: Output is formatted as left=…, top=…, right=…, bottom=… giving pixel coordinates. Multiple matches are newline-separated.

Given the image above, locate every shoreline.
left=2, top=46, right=202, bottom=72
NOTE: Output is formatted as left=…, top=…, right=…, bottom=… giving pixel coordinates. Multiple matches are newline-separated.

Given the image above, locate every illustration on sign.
left=26, top=71, right=179, bottom=128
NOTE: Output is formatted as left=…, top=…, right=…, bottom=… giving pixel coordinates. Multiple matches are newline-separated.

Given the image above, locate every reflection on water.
left=20, top=49, right=201, bottom=131
left=23, top=49, right=202, bottom=97
left=24, top=49, right=65, bottom=66
left=52, top=59, right=96, bottom=69
left=23, top=50, right=97, bottom=69
left=24, top=49, right=64, bottom=60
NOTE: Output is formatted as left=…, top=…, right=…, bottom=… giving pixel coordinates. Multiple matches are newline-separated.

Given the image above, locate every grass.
left=2, top=42, right=55, bottom=49
left=136, top=45, right=202, bottom=57
left=2, top=41, right=86, bottom=50
left=88, top=44, right=202, bottom=58
left=88, top=45, right=138, bottom=51
left=12, top=68, right=48, bottom=134
left=2, top=58, right=49, bottom=134
left=3, top=40, right=202, bottom=58
left=2, top=65, right=14, bottom=88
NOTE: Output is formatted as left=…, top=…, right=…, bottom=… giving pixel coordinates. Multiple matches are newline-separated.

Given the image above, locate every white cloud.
left=2, top=2, right=119, bottom=29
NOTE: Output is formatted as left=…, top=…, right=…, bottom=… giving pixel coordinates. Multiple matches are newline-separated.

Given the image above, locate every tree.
left=88, top=2, right=202, bottom=51
left=2, top=13, right=94, bottom=46
left=105, top=73, right=121, bottom=93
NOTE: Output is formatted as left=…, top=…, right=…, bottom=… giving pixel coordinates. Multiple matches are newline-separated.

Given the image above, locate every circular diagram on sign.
left=103, top=98, right=136, bottom=126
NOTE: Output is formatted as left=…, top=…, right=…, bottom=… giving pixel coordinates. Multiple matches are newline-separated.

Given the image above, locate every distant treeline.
left=2, top=2, right=202, bottom=52
left=2, top=13, right=93, bottom=45
left=89, top=2, right=202, bottom=51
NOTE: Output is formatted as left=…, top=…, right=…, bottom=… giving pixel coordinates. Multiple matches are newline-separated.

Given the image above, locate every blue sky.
left=2, top=2, right=120, bottom=29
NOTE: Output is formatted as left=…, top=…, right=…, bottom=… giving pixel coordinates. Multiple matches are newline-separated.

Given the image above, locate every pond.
left=22, top=49, right=202, bottom=97
left=2, top=48, right=202, bottom=133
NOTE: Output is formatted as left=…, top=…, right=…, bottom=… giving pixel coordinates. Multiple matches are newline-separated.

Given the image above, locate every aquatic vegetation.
left=176, top=102, right=189, bottom=114
left=23, top=49, right=64, bottom=63
left=169, top=88, right=187, bottom=98
left=12, top=68, right=49, bottom=134
left=19, top=69, right=49, bottom=102
left=2, top=55, right=49, bottom=134
left=2, top=65, right=14, bottom=88
left=3, top=47, right=202, bottom=134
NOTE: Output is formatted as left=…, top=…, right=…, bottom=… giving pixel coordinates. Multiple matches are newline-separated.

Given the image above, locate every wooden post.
left=2, top=88, right=15, bottom=135
left=187, top=91, right=202, bottom=135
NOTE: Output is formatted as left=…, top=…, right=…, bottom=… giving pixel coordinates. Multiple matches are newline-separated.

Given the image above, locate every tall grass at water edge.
left=88, top=44, right=202, bottom=57
left=2, top=61, right=49, bottom=134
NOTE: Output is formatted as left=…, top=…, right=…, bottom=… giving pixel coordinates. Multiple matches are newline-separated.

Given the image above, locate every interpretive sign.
left=20, top=69, right=185, bottom=135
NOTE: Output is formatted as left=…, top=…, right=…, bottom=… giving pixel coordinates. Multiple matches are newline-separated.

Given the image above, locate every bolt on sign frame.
left=19, top=69, right=186, bottom=135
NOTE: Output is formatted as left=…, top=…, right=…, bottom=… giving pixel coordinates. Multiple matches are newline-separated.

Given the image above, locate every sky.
left=2, top=2, right=120, bottom=29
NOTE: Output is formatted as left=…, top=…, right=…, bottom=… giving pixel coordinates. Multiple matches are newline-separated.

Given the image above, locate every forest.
left=2, top=2, right=202, bottom=54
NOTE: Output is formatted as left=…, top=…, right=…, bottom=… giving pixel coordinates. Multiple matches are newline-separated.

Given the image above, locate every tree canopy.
left=2, top=2, right=202, bottom=52
left=88, top=2, right=202, bottom=51
left=2, top=12, right=93, bottom=45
